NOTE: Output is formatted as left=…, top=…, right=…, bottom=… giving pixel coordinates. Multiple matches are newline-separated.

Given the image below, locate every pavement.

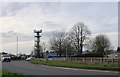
left=2, top=61, right=120, bottom=76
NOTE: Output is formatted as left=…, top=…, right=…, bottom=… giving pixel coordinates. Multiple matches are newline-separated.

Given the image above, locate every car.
left=26, top=57, right=35, bottom=61
left=1, top=54, right=11, bottom=62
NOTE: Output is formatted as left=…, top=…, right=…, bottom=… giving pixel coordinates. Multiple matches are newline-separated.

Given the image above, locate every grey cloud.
left=1, top=31, right=34, bottom=44
left=43, top=21, right=61, bottom=28
left=42, top=30, right=61, bottom=38
left=1, top=2, right=30, bottom=16
left=1, top=30, right=64, bottom=44
left=2, top=31, right=18, bottom=38
left=94, top=19, right=117, bottom=33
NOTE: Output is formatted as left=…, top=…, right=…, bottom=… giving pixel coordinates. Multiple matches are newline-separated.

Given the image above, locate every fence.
left=68, top=57, right=120, bottom=64
left=50, top=57, right=119, bottom=64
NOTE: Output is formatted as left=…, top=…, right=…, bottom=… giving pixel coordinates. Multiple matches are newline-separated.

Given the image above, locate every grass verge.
left=30, top=60, right=120, bottom=71
left=1, top=70, right=31, bottom=77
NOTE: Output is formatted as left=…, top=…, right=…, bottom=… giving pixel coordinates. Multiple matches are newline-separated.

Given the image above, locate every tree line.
left=49, top=22, right=112, bottom=57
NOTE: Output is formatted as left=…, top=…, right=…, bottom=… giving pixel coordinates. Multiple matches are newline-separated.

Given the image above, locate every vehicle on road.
left=26, top=57, right=35, bottom=61
left=1, top=54, right=11, bottom=62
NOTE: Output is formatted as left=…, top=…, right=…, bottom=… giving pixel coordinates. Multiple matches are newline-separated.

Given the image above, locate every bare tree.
left=41, top=42, right=47, bottom=52
left=71, top=22, right=91, bottom=55
left=50, top=32, right=67, bottom=57
left=90, top=34, right=111, bottom=56
left=64, top=35, right=75, bottom=57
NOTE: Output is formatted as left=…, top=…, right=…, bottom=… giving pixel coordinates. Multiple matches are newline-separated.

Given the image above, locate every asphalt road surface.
left=2, top=61, right=119, bottom=76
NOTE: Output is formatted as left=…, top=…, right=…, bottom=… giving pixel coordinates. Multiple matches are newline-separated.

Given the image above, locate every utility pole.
left=34, top=29, right=42, bottom=58
left=43, top=42, right=46, bottom=52
left=16, top=36, right=18, bottom=56
left=65, top=41, right=68, bottom=60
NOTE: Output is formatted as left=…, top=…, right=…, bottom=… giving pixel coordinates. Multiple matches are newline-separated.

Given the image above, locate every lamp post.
left=43, top=42, right=46, bottom=52
left=65, top=37, right=69, bottom=60
left=16, top=35, right=18, bottom=56
left=65, top=43, right=67, bottom=60
left=65, top=37, right=71, bottom=60
left=45, top=51, right=49, bottom=64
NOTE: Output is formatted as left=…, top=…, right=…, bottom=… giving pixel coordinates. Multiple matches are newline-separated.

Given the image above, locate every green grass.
left=2, top=70, right=22, bottom=75
left=0, top=70, right=31, bottom=77
left=0, top=70, right=2, bottom=76
left=30, top=60, right=120, bottom=71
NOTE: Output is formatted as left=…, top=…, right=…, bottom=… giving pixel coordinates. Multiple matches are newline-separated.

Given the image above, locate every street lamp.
left=65, top=43, right=68, bottom=60
left=46, top=51, right=49, bottom=61
left=16, top=35, right=18, bottom=56
left=65, top=37, right=69, bottom=60
left=42, top=42, right=46, bottom=52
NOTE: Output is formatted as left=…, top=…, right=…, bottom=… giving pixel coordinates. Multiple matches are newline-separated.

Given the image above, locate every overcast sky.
left=0, top=2, right=118, bottom=55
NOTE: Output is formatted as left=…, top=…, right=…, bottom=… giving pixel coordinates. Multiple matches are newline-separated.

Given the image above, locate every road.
left=2, top=61, right=119, bottom=76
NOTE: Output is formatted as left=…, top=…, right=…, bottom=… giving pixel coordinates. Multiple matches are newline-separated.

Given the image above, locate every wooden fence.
left=51, top=57, right=119, bottom=64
